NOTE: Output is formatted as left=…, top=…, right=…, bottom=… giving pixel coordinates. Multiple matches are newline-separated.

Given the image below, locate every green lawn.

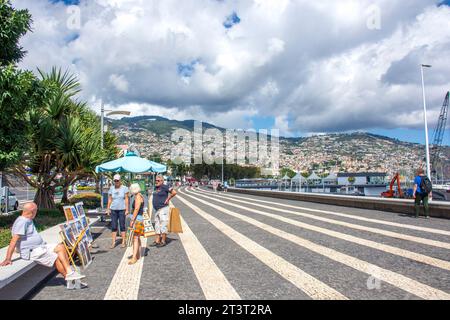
left=0, top=209, right=66, bottom=249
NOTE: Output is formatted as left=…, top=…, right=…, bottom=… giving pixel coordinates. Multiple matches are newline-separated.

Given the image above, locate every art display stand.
left=60, top=202, right=94, bottom=290
left=60, top=228, right=88, bottom=290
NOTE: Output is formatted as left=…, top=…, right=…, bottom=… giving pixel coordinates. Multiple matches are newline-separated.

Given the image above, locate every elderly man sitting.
left=0, top=203, right=85, bottom=283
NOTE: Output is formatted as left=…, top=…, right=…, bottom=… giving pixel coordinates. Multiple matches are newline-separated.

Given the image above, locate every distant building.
left=336, top=172, right=388, bottom=196
left=337, top=173, right=387, bottom=186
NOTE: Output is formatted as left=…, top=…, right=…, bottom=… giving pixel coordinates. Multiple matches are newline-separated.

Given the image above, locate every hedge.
left=76, top=186, right=95, bottom=191
left=68, top=193, right=101, bottom=209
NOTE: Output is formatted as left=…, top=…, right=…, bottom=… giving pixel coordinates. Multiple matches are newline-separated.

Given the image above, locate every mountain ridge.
left=111, top=115, right=422, bottom=146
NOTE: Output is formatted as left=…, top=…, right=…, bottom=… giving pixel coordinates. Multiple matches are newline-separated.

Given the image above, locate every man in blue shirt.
left=413, top=169, right=432, bottom=219
left=150, top=175, right=177, bottom=248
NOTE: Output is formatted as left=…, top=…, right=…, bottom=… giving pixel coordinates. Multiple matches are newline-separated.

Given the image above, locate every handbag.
left=143, top=213, right=156, bottom=238
left=168, top=207, right=183, bottom=234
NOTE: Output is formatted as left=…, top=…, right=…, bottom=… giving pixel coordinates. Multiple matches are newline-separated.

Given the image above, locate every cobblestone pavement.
left=30, top=188, right=450, bottom=300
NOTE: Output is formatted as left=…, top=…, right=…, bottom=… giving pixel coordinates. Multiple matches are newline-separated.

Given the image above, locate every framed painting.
left=75, top=202, right=86, bottom=218
left=63, top=206, right=75, bottom=221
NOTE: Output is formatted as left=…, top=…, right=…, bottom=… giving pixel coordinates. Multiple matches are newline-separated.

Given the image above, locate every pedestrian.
left=413, top=168, right=432, bottom=219
left=128, top=183, right=145, bottom=265
left=212, top=180, right=218, bottom=193
left=223, top=181, right=229, bottom=192
left=0, top=203, right=85, bottom=283
left=149, top=175, right=177, bottom=248
left=106, top=174, right=129, bottom=249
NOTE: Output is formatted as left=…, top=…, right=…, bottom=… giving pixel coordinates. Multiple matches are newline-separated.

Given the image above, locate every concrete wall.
left=228, top=188, right=450, bottom=219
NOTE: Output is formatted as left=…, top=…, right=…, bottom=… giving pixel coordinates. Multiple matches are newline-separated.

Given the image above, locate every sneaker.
left=156, top=242, right=167, bottom=248
left=66, top=271, right=86, bottom=281
left=149, top=241, right=160, bottom=247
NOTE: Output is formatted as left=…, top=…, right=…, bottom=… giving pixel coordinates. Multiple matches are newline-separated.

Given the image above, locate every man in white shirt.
left=0, top=203, right=85, bottom=283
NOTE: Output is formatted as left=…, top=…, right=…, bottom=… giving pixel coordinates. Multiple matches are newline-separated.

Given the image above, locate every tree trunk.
left=34, top=187, right=55, bottom=210
left=95, top=177, right=100, bottom=194
left=61, top=186, right=69, bottom=205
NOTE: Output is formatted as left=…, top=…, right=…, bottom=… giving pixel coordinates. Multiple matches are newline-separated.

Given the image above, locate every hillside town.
left=110, top=119, right=450, bottom=179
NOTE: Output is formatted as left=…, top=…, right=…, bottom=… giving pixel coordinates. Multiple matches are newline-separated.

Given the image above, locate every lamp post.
left=100, top=103, right=132, bottom=148
left=420, top=64, right=432, bottom=183
left=100, top=102, right=131, bottom=210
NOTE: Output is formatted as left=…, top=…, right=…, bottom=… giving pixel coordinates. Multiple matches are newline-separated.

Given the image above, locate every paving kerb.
left=227, top=188, right=450, bottom=219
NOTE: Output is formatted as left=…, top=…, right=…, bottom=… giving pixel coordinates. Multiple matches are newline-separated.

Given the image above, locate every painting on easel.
left=63, top=206, right=75, bottom=221
left=75, top=202, right=86, bottom=218
left=77, top=241, right=92, bottom=268
left=62, top=202, right=94, bottom=270
left=80, top=216, right=93, bottom=243
left=60, top=224, right=76, bottom=247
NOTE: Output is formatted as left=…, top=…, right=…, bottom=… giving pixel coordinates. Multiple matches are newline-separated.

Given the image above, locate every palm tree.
left=14, top=68, right=117, bottom=209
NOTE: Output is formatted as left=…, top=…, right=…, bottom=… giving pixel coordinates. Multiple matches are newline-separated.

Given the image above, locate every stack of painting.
left=61, top=202, right=93, bottom=268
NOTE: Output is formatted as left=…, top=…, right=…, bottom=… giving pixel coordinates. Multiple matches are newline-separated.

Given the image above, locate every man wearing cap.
left=106, top=174, right=129, bottom=249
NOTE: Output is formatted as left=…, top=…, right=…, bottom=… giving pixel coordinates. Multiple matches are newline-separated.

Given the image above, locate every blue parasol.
left=95, top=152, right=166, bottom=174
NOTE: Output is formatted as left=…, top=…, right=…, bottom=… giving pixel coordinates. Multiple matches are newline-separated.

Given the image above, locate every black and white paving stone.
left=29, top=188, right=450, bottom=300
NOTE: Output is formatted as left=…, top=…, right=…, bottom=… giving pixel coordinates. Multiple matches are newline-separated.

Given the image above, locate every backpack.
left=420, top=176, right=433, bottom=194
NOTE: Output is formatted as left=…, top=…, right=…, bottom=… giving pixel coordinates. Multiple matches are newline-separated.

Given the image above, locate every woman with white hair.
left=128, top=183, right=145, bottom=265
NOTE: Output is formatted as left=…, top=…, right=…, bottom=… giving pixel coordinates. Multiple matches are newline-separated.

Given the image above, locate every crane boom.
left=431, top=92, right=450, bottom=170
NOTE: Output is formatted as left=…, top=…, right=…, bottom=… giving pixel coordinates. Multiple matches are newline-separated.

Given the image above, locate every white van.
left=0, top=189, right=19, bottom=213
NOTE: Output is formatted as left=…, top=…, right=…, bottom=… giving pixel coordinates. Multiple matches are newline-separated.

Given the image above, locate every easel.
left=60, top=227, right=88, bottom=290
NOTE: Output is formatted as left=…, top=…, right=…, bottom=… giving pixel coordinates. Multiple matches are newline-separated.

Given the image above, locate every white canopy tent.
left=291, top=173, right=304, bottom=192
left=307, top=171, right=322, bottom=181
left=323, top=172, right=338, bottom=184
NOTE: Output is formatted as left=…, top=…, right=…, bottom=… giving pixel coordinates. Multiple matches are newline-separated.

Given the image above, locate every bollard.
left=5, top=186, right=9, bottom=214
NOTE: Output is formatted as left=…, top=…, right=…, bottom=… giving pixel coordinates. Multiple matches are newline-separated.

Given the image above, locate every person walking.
left=106, top=174, right=129, bottom=249
left=128, top=183, right=145, bottom=265
left=413, top=168, right=432, bottom=219
left=149, top=175, right=177, bottom=248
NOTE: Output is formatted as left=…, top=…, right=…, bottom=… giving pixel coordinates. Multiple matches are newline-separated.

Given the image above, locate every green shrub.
left=0, top=229, right=11, bottom=250
left=0, top=212, right=20, bottom=229
left=77, top=186, right=95, bottom=191
left=69, top=192, right=101, bottom=209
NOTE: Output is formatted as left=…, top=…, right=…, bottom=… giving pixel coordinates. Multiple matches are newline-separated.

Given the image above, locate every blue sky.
left=15, top=1, right=450, bottom=146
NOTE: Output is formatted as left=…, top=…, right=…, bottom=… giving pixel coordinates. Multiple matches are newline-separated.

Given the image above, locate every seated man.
left=0, top=203, right=85, bottom=283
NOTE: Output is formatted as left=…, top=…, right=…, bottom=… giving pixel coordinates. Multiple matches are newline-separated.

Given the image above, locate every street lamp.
left=420, top=64, right=432, bottom=182
left=101, top=103, right=132, bottom=148
left=100, top=102, right=132, bottom=210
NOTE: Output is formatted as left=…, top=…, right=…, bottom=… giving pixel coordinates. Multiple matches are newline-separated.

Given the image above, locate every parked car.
left=0, top=190, right=19, bottom=213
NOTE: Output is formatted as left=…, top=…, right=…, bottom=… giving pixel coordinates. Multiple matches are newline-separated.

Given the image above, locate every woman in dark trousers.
left=106, top=174, right=130, bottom=248
left=413, top=169, right=432, bottom=219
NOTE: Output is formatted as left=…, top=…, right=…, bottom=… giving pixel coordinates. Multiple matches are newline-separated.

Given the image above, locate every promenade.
left=29, top=188, right=450, bottom=300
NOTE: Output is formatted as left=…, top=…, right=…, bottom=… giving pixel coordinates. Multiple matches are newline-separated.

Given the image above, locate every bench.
left=0, top=217, right=99, bottom=300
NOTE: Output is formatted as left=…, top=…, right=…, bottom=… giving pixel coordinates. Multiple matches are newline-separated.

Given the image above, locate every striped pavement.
left=30, top=187, right=450, bottom=300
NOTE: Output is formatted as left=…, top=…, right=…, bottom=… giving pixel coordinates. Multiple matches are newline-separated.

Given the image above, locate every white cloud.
left=109, top=74, right=129, bottom=93
left=12, top=0, right=450, bottom=134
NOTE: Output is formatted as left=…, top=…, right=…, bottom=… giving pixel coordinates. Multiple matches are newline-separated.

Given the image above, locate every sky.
left=11, top=0, right=450, bottom=144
